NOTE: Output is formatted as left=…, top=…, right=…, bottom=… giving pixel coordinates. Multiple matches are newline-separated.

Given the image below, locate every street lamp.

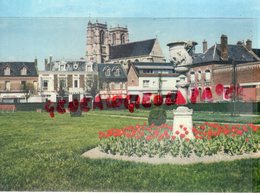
left=231, top=59, right=237, bottom=117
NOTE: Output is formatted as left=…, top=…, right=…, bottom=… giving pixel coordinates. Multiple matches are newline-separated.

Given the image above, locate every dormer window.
left=105, top=68, right=111, bottom=76
left=20, top=67, right=27, bottom=75
left=4, top=67, right=10, bottom=75
left=114, top=68, right=120, bottom=76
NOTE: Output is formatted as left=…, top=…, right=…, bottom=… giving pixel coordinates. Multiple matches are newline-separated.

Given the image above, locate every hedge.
left=0, top=101, right=259, bottom=114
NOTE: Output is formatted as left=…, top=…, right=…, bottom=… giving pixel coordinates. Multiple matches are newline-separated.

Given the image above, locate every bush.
left=148, top=107, right=167, bottom=126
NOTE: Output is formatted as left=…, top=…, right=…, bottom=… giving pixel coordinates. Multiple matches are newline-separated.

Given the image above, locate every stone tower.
left=86, top=21, right=129, bottom=63
left=109, top=26, right=129, bottom=46
left=86, top=21, right=109, bottom=63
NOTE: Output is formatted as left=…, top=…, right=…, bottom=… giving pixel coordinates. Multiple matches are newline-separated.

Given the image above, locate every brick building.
left=0, top=60, right=38, bottom=103
left=188, top=35, right=260, bottom=102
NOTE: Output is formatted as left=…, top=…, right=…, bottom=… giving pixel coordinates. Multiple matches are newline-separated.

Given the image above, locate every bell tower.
left=86, top=21, right=109, bottom=63
left=109, top=25, right=129, bottom=46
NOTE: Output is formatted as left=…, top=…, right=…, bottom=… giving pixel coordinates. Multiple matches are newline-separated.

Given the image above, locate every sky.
left=0, top=0, right=259, bottom=70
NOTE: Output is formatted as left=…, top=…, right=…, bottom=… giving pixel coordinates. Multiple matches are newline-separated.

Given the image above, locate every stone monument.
left=167, top=41, right=197, bottom=139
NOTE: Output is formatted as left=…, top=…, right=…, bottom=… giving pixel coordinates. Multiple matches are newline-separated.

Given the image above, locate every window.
left=102, top=82, right=107, bottom=89
left=114, top=68, right=120, bottom=76
left=121, top=34, right=125, bottom=44
left=20, top=67, right=27, bottom=75
left=74, top=80, right=78, bottom=88
left=33, top=81, right=38, bottom=91
left=87, top=65, right=92, bottom=71
left=5, top=81, right=10, bottom=91
left=143, top=70, right=153, bottom=74
left=112, top=33, right=116, bottom=45
left=43, top=80, right=48, bottom=90
left=59, top=79, right=66, bottom=90
left=198, top=71, right=202, bottom=81
left=21, top=81, right=26, bottom=90
left=122, top=83, right=126, bottom=89
left=190, top=72, right=195, bottom=82
left=60, top=65, right=65, bottom=71
left=205, top=70, right=211, bottom=81
left=105, top=68, right=111, bottom=76
left=114, top=82, right=120, bottom=89
left=100, top=30, right=105, bottom=44
left=143, top=80, right=150, bottom=88
left=4, top=67, right=10, bottom=75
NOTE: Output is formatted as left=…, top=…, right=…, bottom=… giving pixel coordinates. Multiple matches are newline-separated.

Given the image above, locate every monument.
left=167, top=41, right=197, bottom=139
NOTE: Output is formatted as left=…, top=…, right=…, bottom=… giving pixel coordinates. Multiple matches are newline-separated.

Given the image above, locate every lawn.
left=89, top=108, right=260, bottom=124
left=0, top=111, right=259, bottom=191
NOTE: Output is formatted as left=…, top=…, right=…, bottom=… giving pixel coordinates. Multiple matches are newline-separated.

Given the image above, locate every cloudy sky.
left=0, top=0, right=259, bottom=70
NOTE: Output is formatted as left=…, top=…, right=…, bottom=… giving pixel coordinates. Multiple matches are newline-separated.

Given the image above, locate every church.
left=86, top=21, right=165, bottom=68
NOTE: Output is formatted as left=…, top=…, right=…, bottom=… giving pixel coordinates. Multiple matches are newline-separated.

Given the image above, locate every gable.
left=127, top=65, right=139, bottom=87
left=150, top=39, right=164, bottom=58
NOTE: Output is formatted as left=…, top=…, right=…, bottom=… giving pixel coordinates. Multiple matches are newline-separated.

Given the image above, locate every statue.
left=167, top=41, right=197, bottom=139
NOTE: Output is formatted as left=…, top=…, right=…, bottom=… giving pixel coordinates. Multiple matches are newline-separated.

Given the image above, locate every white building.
left=127, top=62, right=179, bottom=102
left=39, top=58, right=96, bottom=102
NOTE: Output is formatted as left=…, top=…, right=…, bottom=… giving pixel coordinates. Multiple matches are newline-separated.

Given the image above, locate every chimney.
left=202, top=40, right=208, bottom=53
left=237, top=41, right=243, bottom=46
left=246, top=39, right=252, bottom=51
left=44, top=58, right=49, bottom=71
left=220, top=34, right=228, bottom=61
left=49, top=55, right=53, bottom=71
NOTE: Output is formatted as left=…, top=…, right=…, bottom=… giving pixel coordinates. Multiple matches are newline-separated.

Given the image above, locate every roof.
left=0, top=62, right=38, bottom=76
left=109, top=39, right=156, bottom=59
left=253, top=48, right=260, bottom=58
left=193, top=44, right=259, bottom=64
left=130, top=62, right=178, bottom=76
left=97, top=63, right=127, bottom=82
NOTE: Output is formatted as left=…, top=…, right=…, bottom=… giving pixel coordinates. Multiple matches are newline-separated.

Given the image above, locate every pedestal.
left=173, top=106, right=194, bottom=139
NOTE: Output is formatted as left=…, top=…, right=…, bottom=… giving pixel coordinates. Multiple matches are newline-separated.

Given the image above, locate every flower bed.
left=98, top=122, right=260, bottom=158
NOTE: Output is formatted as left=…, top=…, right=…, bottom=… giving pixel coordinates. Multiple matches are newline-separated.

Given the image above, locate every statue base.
left=173, top=106, right=194, bottom=139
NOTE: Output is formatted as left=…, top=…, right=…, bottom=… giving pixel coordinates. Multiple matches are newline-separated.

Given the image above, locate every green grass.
left=0, top=111, right=259, bottom=191
left=89, top=108, right=259, bottom=124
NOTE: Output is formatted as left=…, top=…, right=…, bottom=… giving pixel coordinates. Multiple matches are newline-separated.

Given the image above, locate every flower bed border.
left=82, top=147, right=260, bottom=165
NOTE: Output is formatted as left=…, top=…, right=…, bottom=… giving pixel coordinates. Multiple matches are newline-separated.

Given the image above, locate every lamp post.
left=231, top=59, right=237, bottom=117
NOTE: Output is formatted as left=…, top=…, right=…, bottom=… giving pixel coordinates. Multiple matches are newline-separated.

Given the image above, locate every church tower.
left=86, top=21, right=129, bottom=64
left=109, top=26, right=129, bottom=46
left=86, top=21, right=109, bottom=63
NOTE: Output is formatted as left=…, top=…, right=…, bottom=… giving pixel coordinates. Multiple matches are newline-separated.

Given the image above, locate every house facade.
left=96, top=63, right=127, bottom=100
left=39, top=58, right=96, bottom=102
left=0, top=60, right=38, bottom=103
left=127, top=62, right=179, bottom=102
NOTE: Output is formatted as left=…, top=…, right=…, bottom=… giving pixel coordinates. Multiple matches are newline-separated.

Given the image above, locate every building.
left=0, top=60, right=38, bottom=103
left=96, top=63, right=127, bottom=100
left=127, top=62, right=179, bottom=101
left=86, top=21, right=165, bottom=68
left=109, top=38, right=165, bottom=67
left=39, top=57, right=96, bottom=102
left=188, top=35, right=260, bottom=102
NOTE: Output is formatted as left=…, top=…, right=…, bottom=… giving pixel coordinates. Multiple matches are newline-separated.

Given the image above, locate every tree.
left=85, top=73, right=99, bottom=98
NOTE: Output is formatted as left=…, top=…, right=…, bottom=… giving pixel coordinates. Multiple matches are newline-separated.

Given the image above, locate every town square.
left=0, top=0, right=260, bottom=192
